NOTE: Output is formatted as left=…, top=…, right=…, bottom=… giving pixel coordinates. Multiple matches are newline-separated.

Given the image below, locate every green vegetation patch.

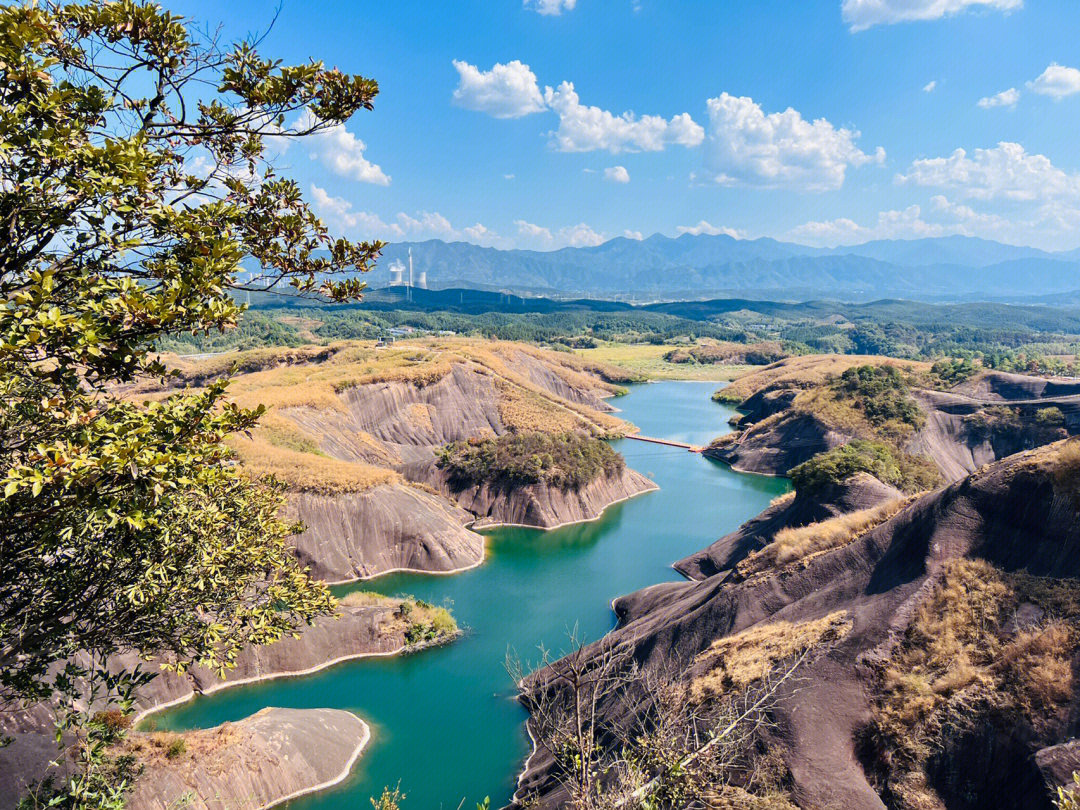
left=788, top=440, right=942, bottom=495
left=831, top=365, right=925, bottom=432
left=437, top=431, right=624, bottom=490
left=664, top=341, right=787, bottom=366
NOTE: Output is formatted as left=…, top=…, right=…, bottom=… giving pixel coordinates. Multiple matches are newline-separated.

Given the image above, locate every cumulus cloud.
left=676, top=220, right=745, bottom=238
left=897, top=142, right=1080, bottom=201
left=294, top=110, right=390, bottom=185
left=699, top=92, right=884, bottom=191
left=311, top=185, right=507, bottom=246
left=604, top=166, right=630, bottom=183
left=1028, top=63, right=1080, bottom=99
left=788, top=194, right=1080, bottom=251
left=786, top=205, right=950, bottom=245
left=514, top=219, right=607, bottom=249
left=524, top=0, right=577, bottom=14
left=452, top=60, right=546, bottom=119
left=623, top=229, right=644, bottom=240
left=923, top=80, right=938, bottom=92
left=842, top=0, right=1022, bottom=32
left=977, top=87, right=1020, bottom=108
left=543, top=82, right=704, bottom=153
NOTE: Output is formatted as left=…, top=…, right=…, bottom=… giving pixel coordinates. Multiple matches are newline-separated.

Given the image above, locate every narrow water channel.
left=153, top=382, right=790, bottom=809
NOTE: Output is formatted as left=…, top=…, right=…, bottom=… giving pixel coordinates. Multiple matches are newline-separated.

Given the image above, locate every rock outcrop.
left=673, top=471, right=902, bottom=580
left=515, top=442, right=1080, bottom=810
left=702, top=410, right=850, bottom=476
left=125, top=708, right=369, bottom=810
left=709, top=358, right=1080, bottom=481
left=286, top=483, right=484, bottom=582
left=0, top=603, right=410, bottom=807
left=431, top=466, right=658, bottom=529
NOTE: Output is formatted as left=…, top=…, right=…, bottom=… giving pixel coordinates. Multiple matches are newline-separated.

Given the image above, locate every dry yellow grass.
left=737, top=495, right=916, bottom=577
left=339, top=591, right=457, bottom=639
left=691, top=611, right=851, bottom=700
left=871, top=558, right=1080, bottom=804
left=229, top=432, right=398, bottom=494
left=142, top=338, right=634, bottom=491
left=769, top=491, right=796, bottom=508
left=119, top=723, right=239, bottom=765
left=721, top=354, right=930, bottom=403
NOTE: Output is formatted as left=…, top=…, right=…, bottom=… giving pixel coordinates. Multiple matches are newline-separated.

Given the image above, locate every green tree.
left=0, top=1, right=381, bottom=804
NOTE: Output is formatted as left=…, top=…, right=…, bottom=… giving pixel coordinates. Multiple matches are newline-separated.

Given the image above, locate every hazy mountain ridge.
left=371, top=234, right=1080, bottom=301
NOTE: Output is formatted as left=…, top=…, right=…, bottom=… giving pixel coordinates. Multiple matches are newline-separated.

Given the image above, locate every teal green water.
left=152, top=382, right=789, bottom=809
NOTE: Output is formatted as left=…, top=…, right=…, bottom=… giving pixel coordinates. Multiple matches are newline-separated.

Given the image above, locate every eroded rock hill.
left=708, top=359, right=1080, bottom=482
left=0, top=600, right=429, bottom=808
left=516, top=442, right=1080, bottom=810
left=286, top=484, right=483, bottom=582
left=673, top=471, right=901, bottom=581
left=125, top=707, right=368, bottom=810
left=144, top=339, right=649, bottom=579
left=430, top=465, right=658, bottom=529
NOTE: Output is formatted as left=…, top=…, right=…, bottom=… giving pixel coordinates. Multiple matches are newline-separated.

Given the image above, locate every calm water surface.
left=154, top=382, right=789, bottom=809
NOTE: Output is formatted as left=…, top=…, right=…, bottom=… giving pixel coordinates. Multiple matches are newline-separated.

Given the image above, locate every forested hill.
left=369, top=234, right=1080, bottom=301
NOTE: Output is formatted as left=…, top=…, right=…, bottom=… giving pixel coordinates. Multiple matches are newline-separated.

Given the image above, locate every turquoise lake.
left=152, top=381, right=789, bottom=809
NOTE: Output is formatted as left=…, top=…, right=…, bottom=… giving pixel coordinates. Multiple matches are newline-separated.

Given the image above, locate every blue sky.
left=176, top=0, right=1080, bottom=251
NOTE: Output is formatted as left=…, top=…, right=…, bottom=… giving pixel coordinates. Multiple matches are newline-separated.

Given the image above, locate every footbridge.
left=623, top=434, right=704, bottom=453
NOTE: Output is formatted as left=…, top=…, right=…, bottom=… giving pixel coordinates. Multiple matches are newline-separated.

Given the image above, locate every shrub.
left=664, top=342, right=786, bottom=366
left=165, top=738, right=187, bottom=759
left=831, top=365, right=925, bottom=431
left=91, top=710, right=132, bottom=737
left=788, top=441, right=941, bottom=495
left=929, top=357, right=978, bottom=387
left=437, top=431, right=624, bottom=490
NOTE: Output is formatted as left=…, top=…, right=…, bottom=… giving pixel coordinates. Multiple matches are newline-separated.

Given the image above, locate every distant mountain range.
left=370, top=234, right=1080, bottom=302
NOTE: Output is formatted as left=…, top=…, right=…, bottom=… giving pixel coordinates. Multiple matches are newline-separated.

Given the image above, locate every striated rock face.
left=673, top=472, right=901, bottom=581
left=0, top=604, right=405, bottom=807
left=307, top=364, right=507, bottom=466
left=498, top=349, right=616, bottom=413
left=430, top=466, right=658, bottom=529
left=703, top=410, right=850, bottom=476
left=286, top=483, right=484, bottom=582
left=516, top=445, right=1080, bottom=810
left=710, top=361, right=1080, bottom=480
left=126, top=707, right=368, bottom=810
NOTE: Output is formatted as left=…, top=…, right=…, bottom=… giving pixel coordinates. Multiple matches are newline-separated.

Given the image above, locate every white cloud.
left=977, top=87, right=1020, bottom=108
left=451, top=60, right=546, bottom=119
left=700, top=92, right=884, bottom=191
left=504, top=174, right=516, bottom=180
left=676, top=220, right=745, bottom=238
left=623, top=229, right=644, bottom=240
left=311, top=185, right=508, bottom=246
left=524, top=0, right=577, bottom=14
left=897, top=142, right=1080, bottom=201
left=604, top=166, right=630, bottom=183
left=295, top=110, right=390, bottom=185
left=842, top=0, right=1022, bottom=32
left=514, top=219, right=607, bottom=249
left=786, top=204, right=951, bottom=245
left=543, top=81, right=704, bottom=153
left=786, top=194, right=1080, bottom=251
left=1028, top=63, right=1080, bottom=99
left=923, top=80, right=938, bottom=92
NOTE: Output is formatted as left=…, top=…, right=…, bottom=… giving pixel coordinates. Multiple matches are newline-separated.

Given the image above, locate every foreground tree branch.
left=0, top=2, right=384, bottom=806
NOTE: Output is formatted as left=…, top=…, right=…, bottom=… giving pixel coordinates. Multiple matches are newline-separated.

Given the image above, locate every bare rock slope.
left=287, top=483, right=484, bottom=582
left=126, top=707, right=368, bottom=810
left=0, top=602, right=412, bottom=807
left=708, top=360, right=1080, bottom=481
left=517, top=442, right=1080, bottom=810
left=431, top=465, right=658, bottom=529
